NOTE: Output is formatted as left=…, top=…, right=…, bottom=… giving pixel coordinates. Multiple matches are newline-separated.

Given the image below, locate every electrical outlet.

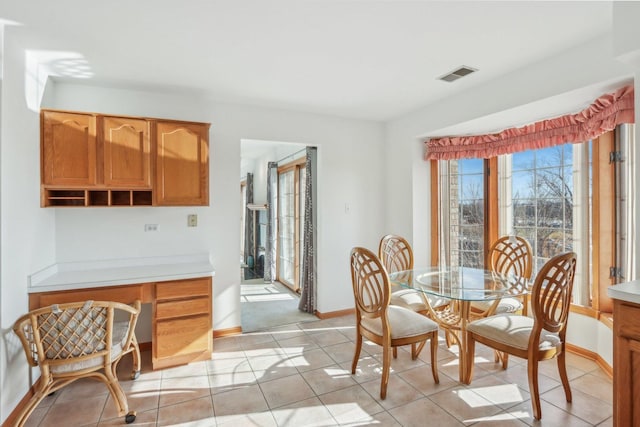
left=144, top=224, right=158, bottom=232
left=188, top=214, right=198, bottom=227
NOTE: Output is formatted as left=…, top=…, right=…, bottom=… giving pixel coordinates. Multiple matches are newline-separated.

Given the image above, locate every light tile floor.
left=23, top=315, right=613, bottom=426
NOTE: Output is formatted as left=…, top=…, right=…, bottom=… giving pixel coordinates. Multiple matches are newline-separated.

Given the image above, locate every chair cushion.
left=49, top=321, right=130, bottom=374
left=467, top=314, right=561, bottom=352
left=470, top=297, right=523, bottom=314
left=390, top=288, right=449, bottom=311
left=361, top=305, right=438, bottom=339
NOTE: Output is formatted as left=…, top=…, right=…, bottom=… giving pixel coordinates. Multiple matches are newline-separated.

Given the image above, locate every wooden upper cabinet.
left=102, top=116, right=151, bottom=188
left=41, top=110, right=97, bottom=186
left=41, top=109, right=209, bottom=207
left=155, top=121, right=210, bottom=206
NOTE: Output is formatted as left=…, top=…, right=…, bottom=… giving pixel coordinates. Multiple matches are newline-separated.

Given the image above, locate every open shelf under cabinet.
left=43, top=189, right=153, bottom=207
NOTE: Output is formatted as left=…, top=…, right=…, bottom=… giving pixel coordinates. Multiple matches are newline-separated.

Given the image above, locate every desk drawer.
left=156, top=297, right=210, bottom=320
left=156, top=278, right=211, bottom=300
left=155, top=314, right=211, bottom=359
left=31, top=284, right=144, bottom=309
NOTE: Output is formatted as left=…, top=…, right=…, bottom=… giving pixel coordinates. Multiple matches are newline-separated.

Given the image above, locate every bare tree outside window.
left=448, top=159, right=484, bottom=268
left=512, top=145, right=575, bottom=273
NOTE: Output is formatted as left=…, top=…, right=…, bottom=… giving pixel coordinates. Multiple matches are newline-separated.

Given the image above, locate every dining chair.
left=350, top=246, right=439, bottom=399
left=379, top=234, right=450, bottom=315
left=12, top=300, right=141, bottom=426
left=470, top=235, right=533, bottom=318
left=379, top=234, right=454, bottom=349
left=466, top=251, right=577, bottom=420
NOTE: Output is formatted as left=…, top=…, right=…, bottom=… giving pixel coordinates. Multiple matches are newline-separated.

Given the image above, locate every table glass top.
left=388, top=266, right=529, bottom=301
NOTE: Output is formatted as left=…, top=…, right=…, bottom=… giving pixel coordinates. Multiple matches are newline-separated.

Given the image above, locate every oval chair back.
left=378, top=234, right=413, bottom=274
left=488, top=235, right=533, bottom=279
left=530, top=251, right=577, bottom=339
left=350, top=246, right=390, bottom=321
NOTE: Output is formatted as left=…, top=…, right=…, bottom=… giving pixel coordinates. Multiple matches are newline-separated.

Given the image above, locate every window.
left=432, top=128, right=628, bottom=315
left=436, top=158, right=485, bottom=268
left=511, top=145, right=577, bottom=272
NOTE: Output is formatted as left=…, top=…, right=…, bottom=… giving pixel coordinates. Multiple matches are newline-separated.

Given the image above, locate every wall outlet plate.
left=144, top=224, right=158, bottom=232
left=188, top=214, right=198, bottom=227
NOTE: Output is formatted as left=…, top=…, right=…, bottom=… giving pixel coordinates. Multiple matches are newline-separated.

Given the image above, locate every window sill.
left=570, top=304, right=613, bottom=329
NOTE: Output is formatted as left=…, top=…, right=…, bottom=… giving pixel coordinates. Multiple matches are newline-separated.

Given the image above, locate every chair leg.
left=102, top=369, right=132, bottom=417
left=528, top=359, right=542, bottom=420
left=14, top=380, right=52, bottom=427
left=393, top=347, right=398, bottom=358
left=445, top=331, right=452, bottom=348
left=494, top=351, right=509, bottom=369
left=412, top=341, right=426, bottom=360
left=351, top=332, right=363, bottom=374
left=465, top=336, right=476, bottom=384
left=430, top=332, right=439, bottom=384
left=380, top=340, right=391, bottom=400
left=501, top=353, right=509, bottom=369
left=130, top=335, right=141, bottom=379
left=557, top=351, right=572, bottom=403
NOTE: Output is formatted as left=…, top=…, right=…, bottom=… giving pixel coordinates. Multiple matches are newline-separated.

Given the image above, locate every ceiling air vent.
left=438, top=66, right=477, bottom=82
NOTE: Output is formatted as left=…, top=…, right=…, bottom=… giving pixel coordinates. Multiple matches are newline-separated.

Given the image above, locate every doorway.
left=240, top=139, right=317, bottom=331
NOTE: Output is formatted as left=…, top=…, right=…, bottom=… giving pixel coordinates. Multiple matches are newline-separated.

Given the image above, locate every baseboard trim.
left=566, top=343, right=613, bottom=379
left=213, top=326, right=243, bottom=338
left=315, top=308, right=354, bottom=319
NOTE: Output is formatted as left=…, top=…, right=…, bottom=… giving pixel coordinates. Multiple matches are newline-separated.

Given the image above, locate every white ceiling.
left=0, top=1, right=619, bottom=125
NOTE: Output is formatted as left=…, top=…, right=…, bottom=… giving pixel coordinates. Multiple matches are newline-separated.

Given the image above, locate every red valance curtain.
left=425, top=85, right=635, bottom=161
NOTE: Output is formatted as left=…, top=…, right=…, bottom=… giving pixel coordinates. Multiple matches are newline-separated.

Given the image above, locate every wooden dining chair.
left=350, top=246, right=439, bottom=399
left=379, top=234, right=450, bottom=315
left=12, top=300, right=141, bottom=426
left=466, top=252, right=577, bottom=420
left=379, top=234, right=453, bottom=349
left=470, top=235, right=533, bottom=318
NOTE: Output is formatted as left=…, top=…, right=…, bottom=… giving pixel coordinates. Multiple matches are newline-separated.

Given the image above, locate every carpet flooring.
left=241, top=279, right=317, bottom=332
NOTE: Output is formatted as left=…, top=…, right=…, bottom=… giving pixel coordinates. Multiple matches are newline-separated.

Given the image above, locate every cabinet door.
left=155, top=121, right=209, bottom=206
left=102, top=116, right=151, bottom=188
left=614, top=300, right=640, bottom=426
left=42, top=110, right=97, bottom=186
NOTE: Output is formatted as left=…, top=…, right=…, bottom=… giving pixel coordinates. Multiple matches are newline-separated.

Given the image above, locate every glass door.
left=277, top=161, right=305, bottom=292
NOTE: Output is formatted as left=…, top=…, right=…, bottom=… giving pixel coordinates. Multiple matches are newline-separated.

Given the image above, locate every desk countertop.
left=607, top=280, right=640, bottom=305
left=29, top=253, right=215, bottom=293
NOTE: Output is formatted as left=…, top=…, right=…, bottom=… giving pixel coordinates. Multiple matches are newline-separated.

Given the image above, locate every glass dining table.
left=388, top=266, right=530, bottom=383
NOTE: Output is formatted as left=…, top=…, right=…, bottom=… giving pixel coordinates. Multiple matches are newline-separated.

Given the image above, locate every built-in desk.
left=28, top=254, right=215, bottom=370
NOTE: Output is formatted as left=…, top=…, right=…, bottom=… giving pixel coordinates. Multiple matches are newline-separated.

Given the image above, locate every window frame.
left=276, top=157, right=306, bottom=292
left=430, top=130, right=616, bottom=319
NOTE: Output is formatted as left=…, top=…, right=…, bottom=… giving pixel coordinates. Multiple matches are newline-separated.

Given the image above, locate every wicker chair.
left=466, top=252, right=577, bottom=420
left=350, top=247, right=439, bottom=399
left=12, top=300, right=141, bottom=426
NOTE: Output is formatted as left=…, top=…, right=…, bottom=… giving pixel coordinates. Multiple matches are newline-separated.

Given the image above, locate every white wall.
left=243, top=142, right=306, bottom=205
left=1, top=27, right=57, bottom=423
left=385, top=33, right=636, bottom=359
left=48, top=82, right=386, bottom=314
left=0, top=33, right=385, bottom=422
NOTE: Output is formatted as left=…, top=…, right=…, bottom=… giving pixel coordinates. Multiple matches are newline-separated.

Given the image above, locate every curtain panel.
left=243, top=173, right=254, bottom=273
left=264, top=162, right=278, bottom=282
left=425, top=85, right=635, bottom=160
left=298, top=147, right=317, bottom=313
